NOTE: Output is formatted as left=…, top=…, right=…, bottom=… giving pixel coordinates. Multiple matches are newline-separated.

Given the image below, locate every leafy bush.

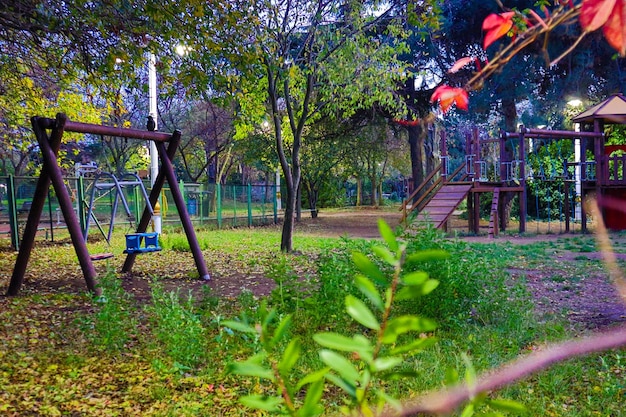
left=80, top=270, right=137, bottom=352
left=145, top=282, right=208, bottom=371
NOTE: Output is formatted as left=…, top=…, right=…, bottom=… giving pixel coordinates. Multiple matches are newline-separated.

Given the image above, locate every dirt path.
left=296, top=209, right=626, bottom=331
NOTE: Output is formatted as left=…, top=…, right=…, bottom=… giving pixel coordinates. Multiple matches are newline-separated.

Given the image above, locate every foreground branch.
left=394, top=325, right=626, bottom=416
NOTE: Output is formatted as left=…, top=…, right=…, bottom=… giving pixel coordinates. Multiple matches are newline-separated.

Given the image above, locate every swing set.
left=6, top=113, right=211, bottom=296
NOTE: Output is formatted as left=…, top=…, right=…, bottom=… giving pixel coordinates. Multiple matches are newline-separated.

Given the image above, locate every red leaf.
left=448, top=57, right=474, bottom=73
left=580, top=0, right=615, bottom=31
left=431, top=86, right=469, bottom=113
left=482, top=12, right=515, bottom=50
left=580, top=0, right=626, bottom=56
left=602, top=3, right=626, bottom=55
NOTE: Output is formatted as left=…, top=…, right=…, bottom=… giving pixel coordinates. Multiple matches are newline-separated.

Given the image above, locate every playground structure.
left=6, top=113, right=211, bottom=296
left=83, top=172, right=154, bottom=244
left=402, top=94, right=626, bottom=235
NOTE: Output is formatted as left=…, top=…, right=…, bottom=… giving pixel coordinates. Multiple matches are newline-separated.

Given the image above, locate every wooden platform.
left=416, top=184, right=473, bottom=228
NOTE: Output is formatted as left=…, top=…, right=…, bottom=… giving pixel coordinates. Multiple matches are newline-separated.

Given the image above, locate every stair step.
left=488, top=189, right=501, bottom=238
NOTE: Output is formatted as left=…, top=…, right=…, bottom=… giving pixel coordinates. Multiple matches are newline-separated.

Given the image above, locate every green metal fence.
left=0, top=175, right=280, bottom=249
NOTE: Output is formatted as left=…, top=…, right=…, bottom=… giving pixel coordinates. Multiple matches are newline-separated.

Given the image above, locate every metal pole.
left=247, top=183, right=252, bottom=226
left=148, top=52, right=161, bottom=234
left=6, top=175, right=19, bottom=250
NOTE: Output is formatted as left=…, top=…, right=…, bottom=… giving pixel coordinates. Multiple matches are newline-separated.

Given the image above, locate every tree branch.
left=394, top=325, right=626, bottom=416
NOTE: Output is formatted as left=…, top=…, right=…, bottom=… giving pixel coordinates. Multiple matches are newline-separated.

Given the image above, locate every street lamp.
left=148, top=52, right=161, bottom=233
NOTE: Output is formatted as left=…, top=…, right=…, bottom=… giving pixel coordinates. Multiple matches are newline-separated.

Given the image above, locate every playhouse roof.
left=572, top=93, right=626, bottom=124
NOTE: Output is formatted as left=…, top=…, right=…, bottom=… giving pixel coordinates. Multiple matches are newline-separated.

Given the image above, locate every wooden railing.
left=599, top=155, right=626, bottom=185
left=399, top=162, right=467, bottom=220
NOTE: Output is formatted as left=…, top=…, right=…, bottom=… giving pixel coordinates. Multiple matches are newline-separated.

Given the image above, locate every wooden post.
left=519, top=129, right=526, bottom=233
left=565, top=181, right=570, bottom=232
left=8, top=114, right=100, bottom=296
left=473, top=192, right=480, bottom=234
left=155, top=141, right=211, bottom=280
left=122, top=132, right=180, bottom=273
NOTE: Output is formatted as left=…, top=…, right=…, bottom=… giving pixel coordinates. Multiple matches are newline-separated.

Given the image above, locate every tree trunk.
left=296, top=181, right=302, bottom=221
left=304, top=179, right=319, bottom=218
left=370, top=170, right=377, bottom=207
left=501, top=96, right=518, bottom=230
left=408, top=123, right=425, bottom=201
left=356, top=178, right=362, bottom=206
left=282, top=185, right=296, bottom=251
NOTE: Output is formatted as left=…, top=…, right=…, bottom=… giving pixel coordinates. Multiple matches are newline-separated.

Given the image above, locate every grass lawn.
left=0, top=218, right=624, bottom=416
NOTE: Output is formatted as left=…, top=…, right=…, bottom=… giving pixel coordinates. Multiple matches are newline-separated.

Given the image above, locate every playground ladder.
left=415, top=183, right=473, bottom=229
left=488, top=188, right=500, bottom=238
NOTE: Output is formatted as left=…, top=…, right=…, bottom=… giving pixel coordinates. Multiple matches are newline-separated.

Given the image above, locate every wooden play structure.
left=6, top=113, right=211, bottom=296
left=402, top=93, right=626, bottom=235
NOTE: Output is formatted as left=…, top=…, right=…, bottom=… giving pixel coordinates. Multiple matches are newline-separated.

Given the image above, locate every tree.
left=155, top=0, right=413, bottom=251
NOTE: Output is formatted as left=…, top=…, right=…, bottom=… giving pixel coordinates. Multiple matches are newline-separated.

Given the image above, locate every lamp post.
left=567, top=99, right=583, bottom=222
left=148, top=52, right=162, bottom=234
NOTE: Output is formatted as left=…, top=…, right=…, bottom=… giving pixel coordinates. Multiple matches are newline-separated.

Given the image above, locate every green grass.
left=0, top=225, right=624, bottom=415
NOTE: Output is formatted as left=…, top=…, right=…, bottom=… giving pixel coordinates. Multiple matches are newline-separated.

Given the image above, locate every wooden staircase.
left=415, top=184, right=473, bottom=228
left=488, top=188, right=500, bottom=238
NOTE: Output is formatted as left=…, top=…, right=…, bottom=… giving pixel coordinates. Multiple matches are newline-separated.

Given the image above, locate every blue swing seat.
left=124, top=232, right=161, bottom=254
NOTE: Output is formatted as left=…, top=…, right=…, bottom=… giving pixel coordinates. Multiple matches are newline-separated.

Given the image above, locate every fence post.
left=232, top=185, right=237, bottom=227
left=6, top=175, right=19, bottom=250
left=247, top=183, right=252, bottom=226
left=273, top=184, right=278, bottom=224
left=76, top=176, right=86, bottom=232
left=216, top=183, right=222, bottom=228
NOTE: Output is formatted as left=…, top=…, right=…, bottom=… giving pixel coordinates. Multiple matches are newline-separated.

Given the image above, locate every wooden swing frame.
left=6, top=113, right=211, bottom=296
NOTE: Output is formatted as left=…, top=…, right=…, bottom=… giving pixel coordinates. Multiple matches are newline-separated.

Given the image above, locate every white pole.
left=574, top=123, right=582, bottom=221
left=148, top=52, right=162, bottom=234
left=276, top=168, right=282, bottom=211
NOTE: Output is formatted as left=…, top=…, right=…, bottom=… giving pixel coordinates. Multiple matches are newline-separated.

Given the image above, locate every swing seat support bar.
left=6, top=113, right=211, bottom=296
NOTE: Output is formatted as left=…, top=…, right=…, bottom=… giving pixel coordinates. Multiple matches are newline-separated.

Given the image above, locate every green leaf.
left=270, top=314, right=292, bottom=347
left=376, top=389, right=402, bottom=411
left=222, top=320, right=257, bottom=334
left=377, top=219, right=398, bottom=252
left=372, top=245, right=398, bottom=266
left=319, top=350, right=360, bottom=382
left=313, top=332, right=372, bottom=353
left=421, top=279, right=440, bottom=295
left=445, top=367, right=459, bottom=385
left=354, top=275, right=384, bottom=311
left=352, top=252, right=386, bottom=284
left=462, top=353, right=477, bottom=389
left=382, top=315, right=437, bottom=344
left=371, top=356, right=403, bottom=372
left=296, top=367, right=331, bottom=391
left=460, top=403, right=475, bottom=417
left=227, top=362, right=274, bottom=381
left=297, top=379, right=325, bottom=417
left=346, top=295, right=380, bottom=330
left=401, top=271, right=429, bottom=286
left=325, top=372, right=357, bottom=398
left=240, top=394, right=283, bottom=412
left=487, top=398, right=527, bottom=414
left=389, top=337, right=438, bottom=355
left=395, top=285, right=422, bottom=301
left=278, top=338, right=301, bottom=374
left=405, top=249, right=449, bottom=264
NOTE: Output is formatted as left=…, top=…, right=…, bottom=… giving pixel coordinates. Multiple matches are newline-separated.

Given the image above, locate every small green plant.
left=224, top=220, right=528, bottom=415
left=80, top=270, right=137, bottom=352
left=146, top=281, right=207, bottom=371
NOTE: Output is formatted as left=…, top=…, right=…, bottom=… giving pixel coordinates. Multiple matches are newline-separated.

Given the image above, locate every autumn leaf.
left=448, top=57, right=474, bottom=73
left=581, top=0, right=626, bottom=56
left=430, top=85, right=469, bottom=113
left=482, top=11, right=516, bottom=50
left=393, top=119, right=420, bottom=126
left=579, top=0, right=615, bottom=31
